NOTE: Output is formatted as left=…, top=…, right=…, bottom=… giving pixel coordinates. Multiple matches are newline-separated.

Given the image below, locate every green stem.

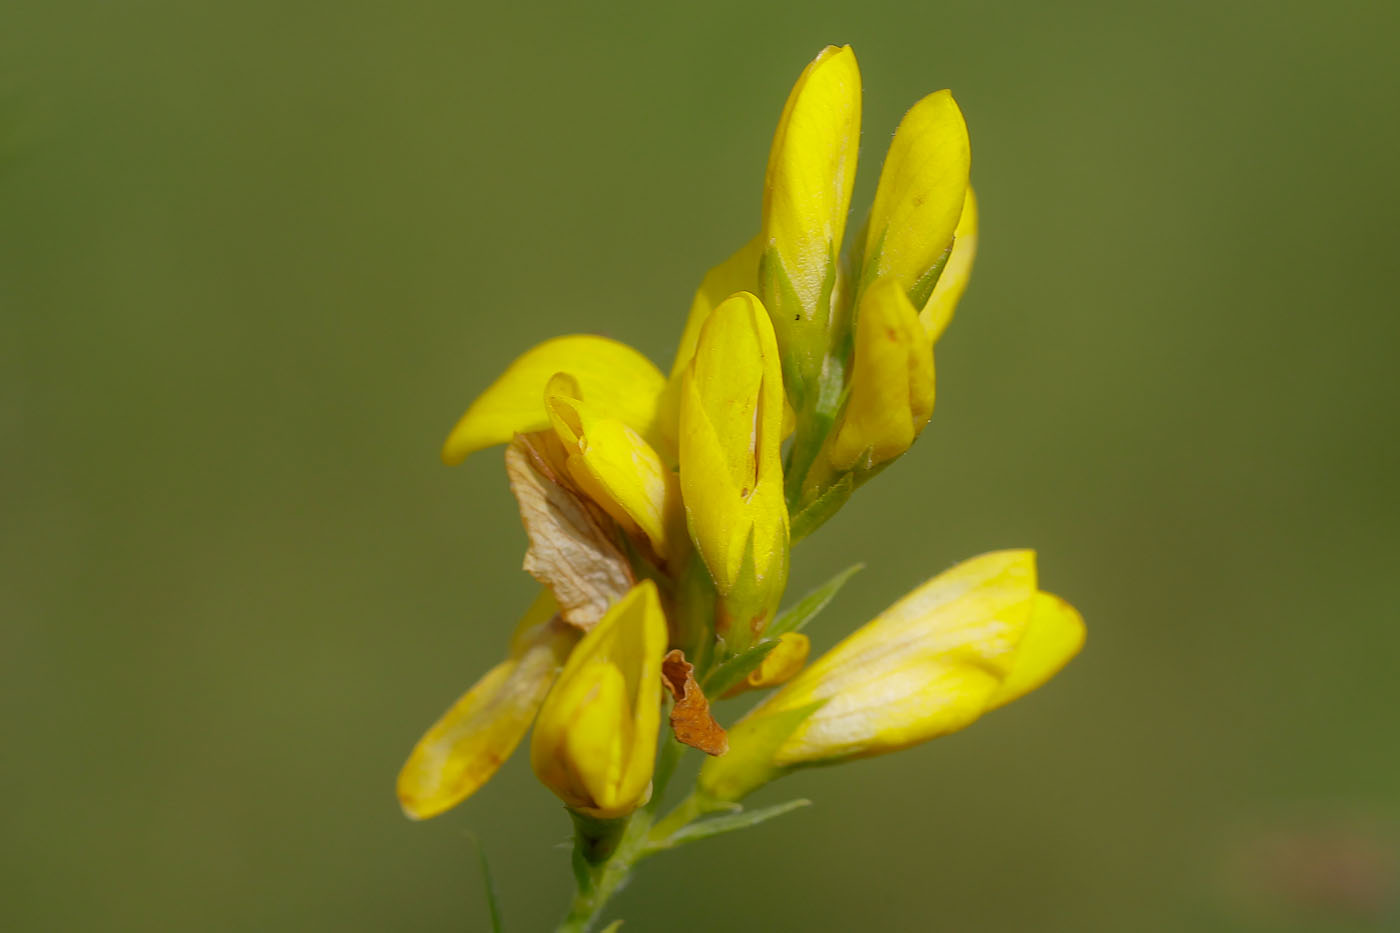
left=558, top=812, right=651, bottom=933
left=645, top=791, right=718, bottom=850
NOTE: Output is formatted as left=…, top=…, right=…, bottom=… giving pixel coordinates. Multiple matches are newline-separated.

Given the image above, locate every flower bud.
left=827, top=277, right=936, bottom=472
left=530, top=580, right=668, bottom=819
left=678, top=292, right=790, bottom=650
left=759, top=44, right=861, bottom=406
left=699, top=550, right=1084, bottom=801
left=860, top=89, right=970, bottom=308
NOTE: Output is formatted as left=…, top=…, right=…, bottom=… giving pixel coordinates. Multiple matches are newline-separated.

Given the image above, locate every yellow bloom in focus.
left=699, top=550, right=1084, bottom=801
left=760, top=44, right=861, bottom=404
left=441, top=335, right=669, bottom=465
left=545, top=374, right=681, bottom=562
left=397, top=592, right=578, bottom=820
left=826, top=277, right=936, bottom=472
left=678, top=292, right=789, bottom=648
left=530, top=580, right=668, bottom=819
left=860, top=89, right=971, bottom=308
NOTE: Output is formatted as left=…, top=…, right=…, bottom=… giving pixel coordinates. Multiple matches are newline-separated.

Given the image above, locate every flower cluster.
left=398, top=44, right=1083, bottom=930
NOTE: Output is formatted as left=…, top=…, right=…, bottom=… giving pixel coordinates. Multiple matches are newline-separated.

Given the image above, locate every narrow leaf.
left=703, top=639, right=780, bottom=699
left=766, top=562, right=863, bottom=637
left=657, top=799, right=812, bottom=849
left=468, top=834, right=504, bottom=933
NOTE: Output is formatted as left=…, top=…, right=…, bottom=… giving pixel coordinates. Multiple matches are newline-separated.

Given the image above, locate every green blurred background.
left=5, top=1, right=1399, bottom=930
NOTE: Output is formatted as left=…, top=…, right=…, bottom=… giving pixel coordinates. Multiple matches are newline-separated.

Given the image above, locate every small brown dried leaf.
left=661, top=649, right=729, bottom=756
left=506, top=433, right=633, bottom=630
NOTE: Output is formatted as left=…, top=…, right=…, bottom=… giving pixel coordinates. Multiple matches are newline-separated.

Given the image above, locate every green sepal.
left=697, top=699, right=825, bottom=802
left=789, top=472, right=854, bottom=543
left=906, top=240, right=954, bottom=310
left=648, top=798, right=812, bottom=852
left=767, top=562, right=863, bottom=637
left=568, top=809, right=630, bottom=867
left=703, top=639, right=781, bottom=699
left=704, top=562, right=860, bottom=697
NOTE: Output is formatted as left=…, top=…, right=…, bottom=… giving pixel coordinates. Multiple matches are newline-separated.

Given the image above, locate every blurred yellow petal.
left=985, top=591, right=1085, bottom=711
left=530, top=581, right=668, bottom=818
left=827, top=278, right=935, bottom=472
left=668, top=236, right=764, bottom=385
left=442, top=336, right=666, bottom=465
left=921, top=186, right=978, bottom=342
left=397, top=593, right=577, bottom=820
left=658, top=236, right=764, bottom=453
left=863, top=90, right=971, bottom=303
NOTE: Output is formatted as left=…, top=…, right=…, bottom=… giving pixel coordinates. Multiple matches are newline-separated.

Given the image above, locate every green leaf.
left=767, top=562, right=863, bottom=637
left=654, top=799, right=812, bottom=850
left=598, top=922, right=624, bottom=933
left=703, top=638, right=781, bottom=698
left=789, top=473, right=855, bottom=543
left=704, top=563, right=861, bottom=698
left=467, top=834, right=504, bottom=933
left=696, top=699, right=826, bottom=801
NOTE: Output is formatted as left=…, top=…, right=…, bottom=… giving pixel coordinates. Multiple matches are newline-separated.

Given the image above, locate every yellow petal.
left=547, top=390, right=680, bottom=560
left=657, top=236, right=765, bottom=453
left=442, top=336, right=666, bottom=465
left=763, top=45, right=861, bottom=317
left=862, top=90, right=971, bottom=302
left=744, top=632, right=810, bottom=691
left=921, top=186, right=978, bottom=343
left=678, top=293, right=789, bottom=641
left=984, top=591, right=1085, bottom=711
left=668, top=236, right=764, bottom=386
left=396, top=593, right=576, bottom=820
left=530, top=581, right=668, bottom=818
left=827, top=277, right=936, bottom=472
left=772, top=550, right=1037, bottom=763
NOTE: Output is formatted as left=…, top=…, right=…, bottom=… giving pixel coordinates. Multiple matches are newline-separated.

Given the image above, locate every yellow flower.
left=530, top=580, right=668, bottom=819
left=397, top=592, right=578, bottom=820
left=678, top=291, right=789, bottom=649
left=699, top=550, right=1084, bottom=801
left=441, top=335, right=669, bottom=465
left=859, top=90, right=971, bottom=308
left=544, top=373, right=682, bottom=562
left=826, top=277, right=936, bottom=472
left=759, top=44, right=861, bottom=405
